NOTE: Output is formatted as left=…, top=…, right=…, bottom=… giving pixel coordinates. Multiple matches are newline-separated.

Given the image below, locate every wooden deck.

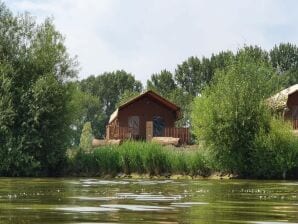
left=106, top=125, right=190, bottom=144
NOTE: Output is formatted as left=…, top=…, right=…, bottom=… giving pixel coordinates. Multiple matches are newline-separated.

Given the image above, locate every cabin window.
left=128, top=116, right=140, bottom=136
left=153, top=116, right=165, bottom=136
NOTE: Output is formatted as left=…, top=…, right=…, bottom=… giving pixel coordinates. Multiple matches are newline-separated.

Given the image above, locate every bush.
left=251, top=119, right=298, bottom=179
left=79, top=122, right=93, bottom=152
left=191, top=54, right=280, bottom=176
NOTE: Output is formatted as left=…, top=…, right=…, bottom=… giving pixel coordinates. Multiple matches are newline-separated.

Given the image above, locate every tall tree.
left=270, top=43, right=298, bottom=87
left=67, top=82, right=104, bottom=142
left=147, top=70, right=176, bottom=98
left=0, top=2, right=78, bottom=176
left=175, top=56, right=202, bottom=96
left=191, top=54, right=280, bottom=175
left=80, top=70, right=142, bottom=136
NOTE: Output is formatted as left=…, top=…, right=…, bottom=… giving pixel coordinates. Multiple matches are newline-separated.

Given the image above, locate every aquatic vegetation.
left=67, top=141, right=211, bottom=177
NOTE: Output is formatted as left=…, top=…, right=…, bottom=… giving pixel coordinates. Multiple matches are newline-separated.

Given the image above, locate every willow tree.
left=191, top=53, right=280, bottom=176
left=0, top=2, right=78, bottom=176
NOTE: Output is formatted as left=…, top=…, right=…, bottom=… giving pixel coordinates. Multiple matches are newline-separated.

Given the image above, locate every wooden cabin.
left=268, top=84, right=298, bottom=129
left=106, top=90, right=190, bottom=144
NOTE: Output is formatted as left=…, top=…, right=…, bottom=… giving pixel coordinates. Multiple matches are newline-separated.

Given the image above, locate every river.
left=0, top=178, right=297, bottom=223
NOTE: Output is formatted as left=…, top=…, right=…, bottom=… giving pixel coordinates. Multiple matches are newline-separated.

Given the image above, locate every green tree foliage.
left=252, top=119, right=298, bottom=179
left=270, top=43, right=298, bottom=86
left=117, top=90, right=140, bottom=107
left=147, top=70, right=177, bottom=98
left=175, top=52, right=234, bottom=97
left=146, top=70, right=192, bottom=127
left=79, top=122, right=93, bottom=152
left=80, top=70, right=142, bottom=136
left=27, top=75, right=70, bottom=175
left=191, top=54, right=280, bottom=175
left=175, top=56, right=202, bottom=96
left=0, top=2, right=77, bottom=176
left=236, top=45, right=269, bottom=64
left=67, top=83, right=103, bottom=142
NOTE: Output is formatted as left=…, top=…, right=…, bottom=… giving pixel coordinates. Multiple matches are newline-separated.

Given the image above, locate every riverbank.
left=67, top=141, right=212, bottom=177
left=66, top=141, right=298, bottom=179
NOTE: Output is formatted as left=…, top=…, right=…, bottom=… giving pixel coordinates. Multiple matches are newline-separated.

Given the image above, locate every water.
left=0, top=178, right=297, bottom=223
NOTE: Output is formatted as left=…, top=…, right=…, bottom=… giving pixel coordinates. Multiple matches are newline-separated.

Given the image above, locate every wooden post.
left=146, top=121, right=153, bottom=141
left=106, top=125, right=110, bottom=140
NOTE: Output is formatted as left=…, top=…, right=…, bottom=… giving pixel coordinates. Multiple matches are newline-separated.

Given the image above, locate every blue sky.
left=4, top=0, right=298, bottom=83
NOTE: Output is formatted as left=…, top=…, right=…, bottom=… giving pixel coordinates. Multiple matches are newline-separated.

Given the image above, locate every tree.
left=117, top=90, right=140, bottom=107
left=67, top=82, right=104, bottom=142
left=175, top=56, right=202, bottom=96
left=26, top=75, right=70, bottom=175
left=147, top=70, right=176, bottom=99
left=146, top=70, right=192, bottom=127
left=236, top=45, right=269, bottom=64
left=270, top=43, right=298, bottom=87
left=80, top=70, right=142, bottom=135
left=79, top=122, right=93, bottom=152
left=0, top=2, right=78, bottom=176
left=191, top=54, right=280, bottom=175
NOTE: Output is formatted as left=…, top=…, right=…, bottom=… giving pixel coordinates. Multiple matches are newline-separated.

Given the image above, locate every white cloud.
left=5, top=0, right=298, bottom=83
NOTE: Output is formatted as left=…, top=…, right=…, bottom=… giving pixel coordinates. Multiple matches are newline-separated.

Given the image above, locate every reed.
left=68, top=141, right=211, bottom=177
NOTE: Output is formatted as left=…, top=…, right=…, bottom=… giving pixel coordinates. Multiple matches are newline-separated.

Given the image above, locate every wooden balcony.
left=106, top=125, right=190, bottom=144
left=164, top=127, right=190, bottom=144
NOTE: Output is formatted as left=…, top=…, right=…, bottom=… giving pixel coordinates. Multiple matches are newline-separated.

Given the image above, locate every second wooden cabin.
left=268, top=84, right=298, bottom=129
left=106, top=90, right=189, bottom=144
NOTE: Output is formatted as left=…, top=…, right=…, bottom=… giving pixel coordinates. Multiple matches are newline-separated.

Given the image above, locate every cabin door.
left=153, top=116, right=165, bottom=136
left=128, top=116, right=140, bottom=137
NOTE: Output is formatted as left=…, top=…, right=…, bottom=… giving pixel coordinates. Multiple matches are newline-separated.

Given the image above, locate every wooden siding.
left=106, top=125, right=132, bottom=140
left=293, top=120, right=298, bottom=129
left=117, top=96, right=176, bottom=139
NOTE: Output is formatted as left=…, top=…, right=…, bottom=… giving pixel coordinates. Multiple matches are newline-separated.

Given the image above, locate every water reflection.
left=0, top=178, right=297, bottom=223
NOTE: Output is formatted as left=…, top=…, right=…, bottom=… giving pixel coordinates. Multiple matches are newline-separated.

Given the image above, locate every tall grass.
left=67, top=141, right=211, bottom=177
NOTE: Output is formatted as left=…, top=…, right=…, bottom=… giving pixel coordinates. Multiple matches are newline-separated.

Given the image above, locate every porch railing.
left=164, top=127, right=190, bottom=144
left=106, top=125, right=132, bottom=140
left=106, top=125, right=190, bottom=144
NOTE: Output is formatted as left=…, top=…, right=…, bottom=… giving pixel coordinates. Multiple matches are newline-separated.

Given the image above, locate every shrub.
left=191, top=54, right=280, bottom=176
left=251, top=119, right=298, bottom=179
left=79, top=122, right=93, bottom=152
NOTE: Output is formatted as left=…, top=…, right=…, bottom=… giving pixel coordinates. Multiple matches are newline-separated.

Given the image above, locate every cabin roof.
left=109, top=90, right=181, bottom=123
left=268, top=84, right=298, bottom=110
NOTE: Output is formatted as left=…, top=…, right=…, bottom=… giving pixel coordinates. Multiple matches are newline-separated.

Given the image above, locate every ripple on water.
left=133, top=180, right=175, bottom=185
left=69, top=196, right=118, bottom=201
left=55, top=206, right=119, bottom=212
left=80, top=180, right=130, bottom=185
left=100, top=204, right=173, bottom=211
left=171, top=202, right=208, bottom=207
left=116, top=192, right=182, bottom=201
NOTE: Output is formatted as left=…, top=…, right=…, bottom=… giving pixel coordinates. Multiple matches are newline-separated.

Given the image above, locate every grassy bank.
left=67, top=141, right=212, bottom=177
left=66, top=137, right=298, bottom=179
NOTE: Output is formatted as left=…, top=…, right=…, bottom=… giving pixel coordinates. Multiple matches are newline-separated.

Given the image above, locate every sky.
left=4, top=0, right=298, bottom=83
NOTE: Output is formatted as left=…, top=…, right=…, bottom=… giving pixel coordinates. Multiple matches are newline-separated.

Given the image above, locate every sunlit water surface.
left=0, top=178, right=297, bottom=223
